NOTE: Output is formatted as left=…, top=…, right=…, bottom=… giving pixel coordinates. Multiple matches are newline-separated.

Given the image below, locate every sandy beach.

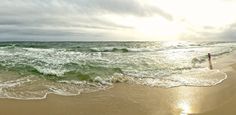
left=0, top=57, right=236, bottom=115
left=0, top=46, right=236, bottom=115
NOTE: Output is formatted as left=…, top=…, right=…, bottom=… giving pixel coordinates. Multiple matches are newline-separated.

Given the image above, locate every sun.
left=102, top=14, right=186, bottom=41
left=133, top=17, right=186, bottom=40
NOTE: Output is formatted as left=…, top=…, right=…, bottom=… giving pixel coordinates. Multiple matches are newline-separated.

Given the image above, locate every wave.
left=0, top=41, right=234, bottom=100
left=90, top=47, right=129, bottom=52
left=0, top=62, right=124, bottom=82
left=191, top=47, right=233, bottom=65
left=1, top=45, right=153, bottom=53
left=0, top=42, right=207, bottom=53
left=0, top=68, right=227, bottom=100
left=89, top=47, right=174, bottom=53
left=199, top=41, right=233, bottom=46
left=88, top=43, right=204, bottom=53
left=0, top=74, right=110, bottom=100
left=134, top=69, right=227, bottom=88
left=0, top=44, right=14, bottom=48
left=0, top=43, right=50, bottom=49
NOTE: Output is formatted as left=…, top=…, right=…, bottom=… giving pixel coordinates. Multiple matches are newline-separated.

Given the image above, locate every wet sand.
left=1, top=60, right=236, bottom=115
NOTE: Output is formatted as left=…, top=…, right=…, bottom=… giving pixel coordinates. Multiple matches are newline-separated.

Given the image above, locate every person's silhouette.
left=208, top=53, right=213, bottom=70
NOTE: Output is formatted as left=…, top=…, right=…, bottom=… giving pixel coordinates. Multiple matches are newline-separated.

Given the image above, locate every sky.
left=0, top=0, right=236, bottom=41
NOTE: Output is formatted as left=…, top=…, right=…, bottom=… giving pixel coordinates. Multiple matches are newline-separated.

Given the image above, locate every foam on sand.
left=133, top=68, right=227, bottom=88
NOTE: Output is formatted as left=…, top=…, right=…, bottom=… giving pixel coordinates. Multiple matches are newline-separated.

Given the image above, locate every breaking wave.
left=0, top=41, right=234, bottom=99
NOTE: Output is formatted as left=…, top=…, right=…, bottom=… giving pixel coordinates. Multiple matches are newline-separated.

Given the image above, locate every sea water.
left=0, top=41, right=234, bottom=99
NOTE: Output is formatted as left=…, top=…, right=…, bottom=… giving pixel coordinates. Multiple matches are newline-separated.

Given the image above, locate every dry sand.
left=0, top=59, right=236, bottom=115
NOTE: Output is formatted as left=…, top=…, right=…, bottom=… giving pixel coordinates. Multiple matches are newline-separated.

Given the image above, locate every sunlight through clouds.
left=0, top=0, right=236, bottom=41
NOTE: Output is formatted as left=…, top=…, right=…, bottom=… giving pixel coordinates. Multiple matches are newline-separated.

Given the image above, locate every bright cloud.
left=0, top=0, right=236, bottom=41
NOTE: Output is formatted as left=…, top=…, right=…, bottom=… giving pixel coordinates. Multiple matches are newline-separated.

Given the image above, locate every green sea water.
left=0, top=41, right=234, bottom=99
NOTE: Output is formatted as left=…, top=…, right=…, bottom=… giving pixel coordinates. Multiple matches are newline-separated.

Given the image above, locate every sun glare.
left=134, top=18, right=185, bottom=39
left=148, top=0, right=236, bottom=27
left=99, top=0, right=236, bottom=41
left=104, top=14, right=186, bottom=40
left=178, top=101, right=191, bottom=115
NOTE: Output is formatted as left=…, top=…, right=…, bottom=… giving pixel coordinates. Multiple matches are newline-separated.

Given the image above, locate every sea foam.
left=0, top=41, right=234, bottom=99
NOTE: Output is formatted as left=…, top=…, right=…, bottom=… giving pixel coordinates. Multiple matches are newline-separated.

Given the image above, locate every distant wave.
left=0, top=41, right=213, bottom=53
left=0, top=44, right=51, bottom=49
left=191, top=47, right=233, bottom=65
left=89, top=46, right=191, bottom=53
left=90, top=47, right=129, bottom=52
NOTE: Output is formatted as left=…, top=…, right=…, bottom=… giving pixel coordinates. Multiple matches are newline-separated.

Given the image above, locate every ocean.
left=0, top=41, right=234, bottom=99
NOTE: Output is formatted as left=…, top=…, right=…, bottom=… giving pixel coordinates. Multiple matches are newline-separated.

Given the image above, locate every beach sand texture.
left=0, top=63, right=236, bottom=115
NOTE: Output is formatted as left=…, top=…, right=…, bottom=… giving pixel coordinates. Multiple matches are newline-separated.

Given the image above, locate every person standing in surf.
left=208, top=53, right=213, bottom=70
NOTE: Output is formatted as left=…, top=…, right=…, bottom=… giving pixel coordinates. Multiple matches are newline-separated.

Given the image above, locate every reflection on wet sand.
left=178, top=100, right=191, bottom=115
left=0, top=72, right=236, bottom=115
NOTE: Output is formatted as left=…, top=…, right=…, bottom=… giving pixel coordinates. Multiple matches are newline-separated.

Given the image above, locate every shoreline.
left=0, top=52, right=236, bottom=115
left=1, top=72, right=236, bottom=115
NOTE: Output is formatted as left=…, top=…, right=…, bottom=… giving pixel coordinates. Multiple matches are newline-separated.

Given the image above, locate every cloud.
left=217, top=23, right=236, bottom=40
left=179, top=22, right=236, bottom=41
left=2, top=0, right=236, bottom=41
left=0, top=0, right=174, bottom=41
left=0, top=0, right=172, bottom=21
